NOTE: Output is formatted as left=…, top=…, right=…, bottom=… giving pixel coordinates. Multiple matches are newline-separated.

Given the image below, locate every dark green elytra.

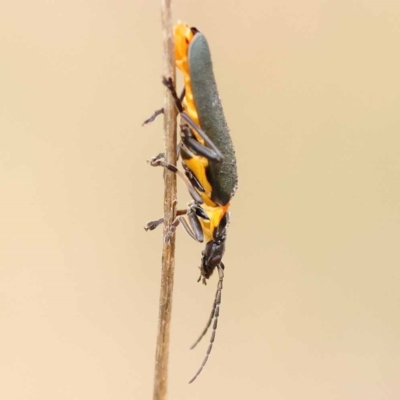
left=188, top=31, right=238, bottom=206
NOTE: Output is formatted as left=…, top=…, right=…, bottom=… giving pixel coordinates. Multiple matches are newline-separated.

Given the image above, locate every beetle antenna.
left=189, top=265, right=224, bottom=384
left=190, top=288, right=217, bottom=350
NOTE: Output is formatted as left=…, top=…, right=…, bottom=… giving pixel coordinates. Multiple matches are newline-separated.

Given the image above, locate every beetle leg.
left=148, top=154, right=204, bottom=204
left=165, top=202, right=206, bottom=243
left=144, top=209, right=187, bottom=231
left=145, top=206, right=205, bottom=243
left=180, top=125, right=222, bottom=162
left=179, top=206, right=204, bottom=242
left=180, top=114, right=223, bottom=162
left=162, top=77, right=223, bottom=162
left=142, top=108, right=164, bottom=126
left=142, top=79, right=185, bottom=125
left=162, top=77, right=185, bottom=112
left=150, top=141, right=181, bottom=161
left=144, top=217, right=164, bottom=231
left=180, top=162, right=206, bottom=193
left=189, top=202, right=210, bottom=221
left=164, top=211, right=203, bottom=243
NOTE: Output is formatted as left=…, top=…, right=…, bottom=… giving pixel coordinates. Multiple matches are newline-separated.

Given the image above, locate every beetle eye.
left=216, top=236, right=226, bottom=245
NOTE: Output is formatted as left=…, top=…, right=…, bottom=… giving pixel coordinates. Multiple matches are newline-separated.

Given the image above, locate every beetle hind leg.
left=162, top=76, right=185, bottom=113
left=142, top=78, right=186, bottom=126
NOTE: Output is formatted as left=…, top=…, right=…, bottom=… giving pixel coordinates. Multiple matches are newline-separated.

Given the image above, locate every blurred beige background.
left=1, top=1, right=400, bottom=399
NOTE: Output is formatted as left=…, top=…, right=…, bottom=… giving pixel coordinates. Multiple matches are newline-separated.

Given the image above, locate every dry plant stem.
left=152, top=1, right=177, bottom=400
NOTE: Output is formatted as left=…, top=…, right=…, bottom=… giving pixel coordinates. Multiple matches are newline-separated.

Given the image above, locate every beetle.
left=144, top=22, right=238, bottom=383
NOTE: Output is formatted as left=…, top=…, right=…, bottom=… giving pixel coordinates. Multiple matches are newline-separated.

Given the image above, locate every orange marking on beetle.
left=174, top=23, right=203, bottom=145
left=199, top=203, right=230, bottom=242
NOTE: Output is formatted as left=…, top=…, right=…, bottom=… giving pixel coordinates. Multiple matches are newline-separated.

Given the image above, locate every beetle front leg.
left=145, top=209, right=187, bottom=232
left=172, top=205, right=204, bottom=243
left=145, top=206, right=205, bottom=244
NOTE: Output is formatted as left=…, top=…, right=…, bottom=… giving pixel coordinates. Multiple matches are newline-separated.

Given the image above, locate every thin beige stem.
left=152, top=1, right=177, bottom=400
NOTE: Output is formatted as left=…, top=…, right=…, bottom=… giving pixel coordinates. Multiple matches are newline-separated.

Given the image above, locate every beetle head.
left=200, top=238, right=226, bottom=282
left=199, top=212, right=229, bottom=283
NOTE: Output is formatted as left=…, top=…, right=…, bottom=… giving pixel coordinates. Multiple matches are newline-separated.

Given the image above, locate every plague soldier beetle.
left=144, top=22, right=238, bottom=383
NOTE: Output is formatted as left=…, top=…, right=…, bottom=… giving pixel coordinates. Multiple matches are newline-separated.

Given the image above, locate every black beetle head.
left=200, top=238, right=226, bottom=281
left=199, top=212, right=229, bottom=283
